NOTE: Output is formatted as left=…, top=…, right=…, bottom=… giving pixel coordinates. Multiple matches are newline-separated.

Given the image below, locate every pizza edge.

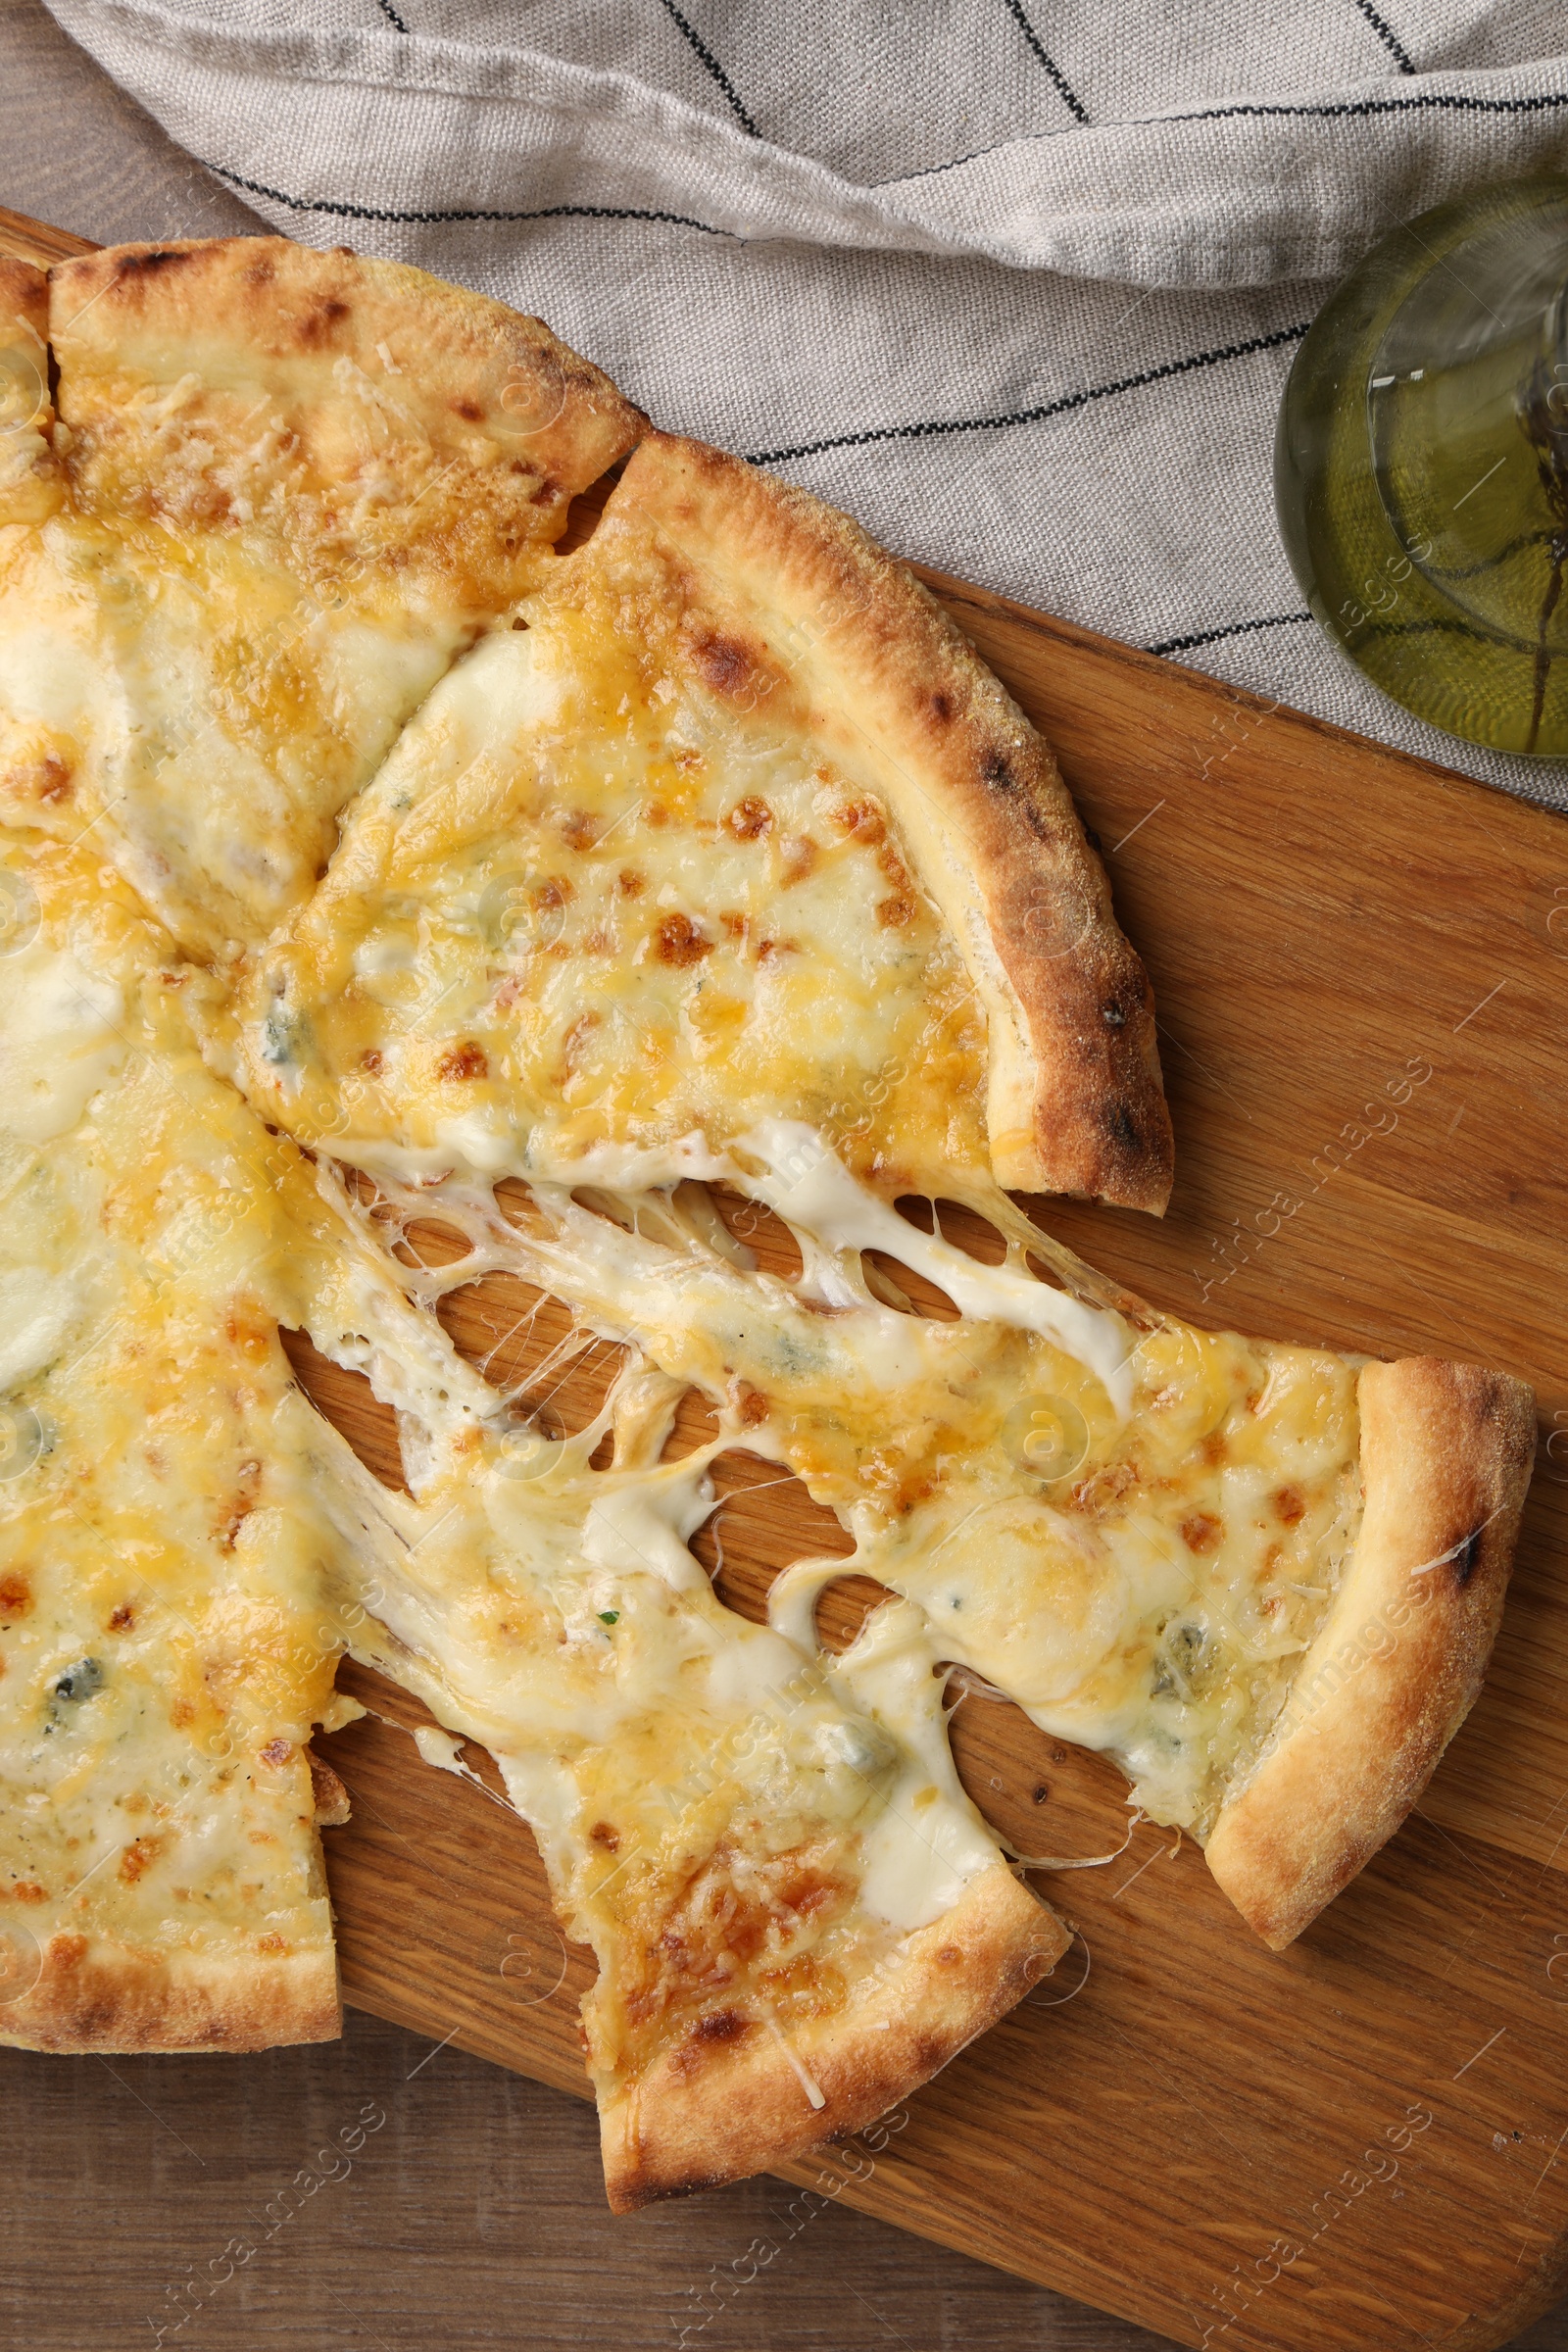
left=600, top=428, right=1174, bottom=1213
left=45, top=235, right=646, bottom=498
left=0, top=258, right=61, bottom=518
left=1205, top=1354, right=1536, bottom=1949
left=596, top=1860, right=1062, bottom=2213
left=0, top=1931, right=341, bottom=2057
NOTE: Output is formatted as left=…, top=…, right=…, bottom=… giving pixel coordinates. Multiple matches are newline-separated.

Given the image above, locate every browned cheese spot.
left=560, top=809, right=600, bottom=852
left=727, top=796, right=773, bottom=841
left=833, top=799, right=886, bottom=845
left=437, top=1042, right=489, bottom=1083
left=728, top=800, right=775, bottom=847
left=656, top=913, right=711, bottom=967
left=119, top=1837, right=165, bottom=1885
left=1181, top=1511, right=1223, bottom=1554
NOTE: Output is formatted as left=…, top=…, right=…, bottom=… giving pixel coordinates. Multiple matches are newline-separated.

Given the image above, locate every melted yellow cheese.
left=0, top=283, right=610, bottom=959
left=305, top=1352, right=1015, bottom=2090
left=352, top=1148, right=1362, bottom=1841
left=0, top=840, right=360, bottom=1980
left=233, top=536, right=992, bottom=1194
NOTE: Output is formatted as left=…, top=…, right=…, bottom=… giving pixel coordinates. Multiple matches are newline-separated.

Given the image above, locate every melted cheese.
left=232, top=541, right=993, bottom=1195
left=354, top=1154, right=1361, bottom=1840
left=298, top=1352, right=1015, bottom=2087
left=0, top=515, right=467, bottom=956
left=0, top=270, right=615, bottom=959
left=0, top=841, right=368, bottom=1976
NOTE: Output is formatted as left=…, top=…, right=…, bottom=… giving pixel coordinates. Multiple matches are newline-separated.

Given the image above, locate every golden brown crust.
left=597, top=1862, right=1064, bottom=2212
left=0, top=256, right=61, bottom=522
left=1205, top=1356, right=1535, bottom=1949
left=48, top=237, right=645, bottom=586
left=0, top=1930, right=341, bottom=2054
left=601, top=431, right=1172, bottom=1212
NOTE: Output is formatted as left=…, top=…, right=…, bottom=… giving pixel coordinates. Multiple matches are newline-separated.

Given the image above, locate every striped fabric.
left=46, top=0, right=1568, bottom=803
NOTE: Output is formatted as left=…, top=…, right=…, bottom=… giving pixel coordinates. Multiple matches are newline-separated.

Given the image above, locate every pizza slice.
left=303, top=1344, right=1060, bottom=2208
left=231, top=427, right=1170, bottom=1210
left=0, top=824, right=1063, bottom=2164
left=0, top=831, right=368, bottom=2048
left=349, top=1136, right=1532, bottom=1953
left=0, top=243, right=641, bottom=956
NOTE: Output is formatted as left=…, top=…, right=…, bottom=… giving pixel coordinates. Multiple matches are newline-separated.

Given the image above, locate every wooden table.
left=4, top=9, right=1567, bottom=2348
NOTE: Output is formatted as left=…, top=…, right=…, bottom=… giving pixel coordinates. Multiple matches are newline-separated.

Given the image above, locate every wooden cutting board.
left=8, top=202, right=1568, bottom=2352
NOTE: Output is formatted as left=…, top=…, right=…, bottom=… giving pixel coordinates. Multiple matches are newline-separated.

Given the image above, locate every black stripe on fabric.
left=1000, top=0, right=1089, bottom=124
left=372, top=0, right=409, bottom=31
left=871, top=81, right=1568, bottom=186
left=201, top=161, right=733, bottom=237
left=1146, top=611, right=1313, bottom=658
left=1348, top=0, right=1416, bottom=75
left=744, top=321, right=1311, bottom=466
left=1159, top=88, right=1568, bottom=129
left=656, top=0, right=759, bottom=137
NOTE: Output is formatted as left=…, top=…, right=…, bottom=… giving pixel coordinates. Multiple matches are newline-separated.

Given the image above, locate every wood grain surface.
left=4, top=17, right=1568, bottom=2352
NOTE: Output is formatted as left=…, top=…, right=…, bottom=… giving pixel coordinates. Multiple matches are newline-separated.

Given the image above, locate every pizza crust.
left=0, top=1931, right=340, bottom=2055
left=599, top=432, right=1173, bottom=1213
left=48, top=238, right=644, bottom=577
left=597, top=1861, right=1064, bottom=2212
left=1204, top=1355, right=1536, bottom=1949
left=0, top=258, right=61, bottom=522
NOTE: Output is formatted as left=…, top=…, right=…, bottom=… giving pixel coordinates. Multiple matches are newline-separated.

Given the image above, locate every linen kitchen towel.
left=44, top=0, right=1568, bottom=801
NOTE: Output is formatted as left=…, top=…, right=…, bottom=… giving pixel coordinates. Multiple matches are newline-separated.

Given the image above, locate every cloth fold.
left=45, top=0, right=1568, bottom=802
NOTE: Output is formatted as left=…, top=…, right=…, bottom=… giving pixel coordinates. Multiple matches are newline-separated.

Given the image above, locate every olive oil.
left=1276, top=177, right=1568, bottom=758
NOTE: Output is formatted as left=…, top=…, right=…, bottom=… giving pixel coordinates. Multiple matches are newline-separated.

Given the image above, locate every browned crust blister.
left=0, top=1934, right=341, bottom=2055
left=1205, top=1356, right=1536, bottom=1949
left=598, top=1863, right=1064, bottom=2211
left=597, top=431, right=1173, bottom=1213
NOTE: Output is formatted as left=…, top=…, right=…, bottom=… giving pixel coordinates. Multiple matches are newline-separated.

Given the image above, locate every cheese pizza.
left=0, top=236, right=1537, bottom=2207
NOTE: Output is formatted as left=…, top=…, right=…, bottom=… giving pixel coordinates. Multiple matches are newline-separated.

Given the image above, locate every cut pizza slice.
left=294, top=1312, right=1062, bottom=2209
left=232, top=426, right=1171, bottom=1210
left=348, top=1134, right=1533, bottom=1953
left=0, top=243, right=642, bottom=956
left=0, top=831, right=374, bottom=2048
